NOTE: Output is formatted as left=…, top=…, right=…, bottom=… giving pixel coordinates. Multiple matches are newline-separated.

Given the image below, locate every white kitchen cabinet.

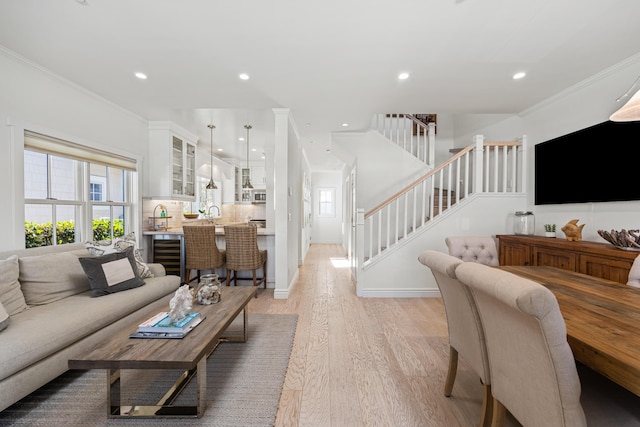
left=251, top=165, right=266, bottom=189
left=148, top=121, right=198, bottom=201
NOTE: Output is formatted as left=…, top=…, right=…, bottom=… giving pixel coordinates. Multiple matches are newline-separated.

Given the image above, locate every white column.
left=272, top=108, right=290, bottom=299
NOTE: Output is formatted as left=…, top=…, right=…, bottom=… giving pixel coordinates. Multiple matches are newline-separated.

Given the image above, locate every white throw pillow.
left=85, top=232, right=153, bottom=279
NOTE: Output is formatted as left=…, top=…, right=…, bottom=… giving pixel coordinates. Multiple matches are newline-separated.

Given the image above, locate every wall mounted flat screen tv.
left=535, top=120, right=640, bottom=205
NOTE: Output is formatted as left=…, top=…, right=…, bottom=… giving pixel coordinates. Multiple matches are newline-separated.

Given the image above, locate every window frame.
left=317, top=187, right=336, bottom=218
left=23, top=132, right=137, bottom=247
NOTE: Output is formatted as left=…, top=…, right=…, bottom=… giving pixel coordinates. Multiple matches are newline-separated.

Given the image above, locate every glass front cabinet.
left=148, top=121, right=198, bottom=201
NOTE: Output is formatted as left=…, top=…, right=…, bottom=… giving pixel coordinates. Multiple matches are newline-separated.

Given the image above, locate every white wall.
left=0, top=48, right=148, bottom=251
left=523, top=58, right=640, bottom=241
left=333, top=131, right=429, bottom=212
left=453, top=114, right=524, bottom=148
left=458, top=55, right=640, bottom=241
left=357, top=194, right=527, bottom=296
left=311, top=170, right=343, bottom=244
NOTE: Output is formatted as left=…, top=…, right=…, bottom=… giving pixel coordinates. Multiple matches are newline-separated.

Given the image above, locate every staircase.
left=432, top=187, right=458, bottom=216
left=370, top=113, right=436, bottom=167
left=359, top=133, right=525, bottom=266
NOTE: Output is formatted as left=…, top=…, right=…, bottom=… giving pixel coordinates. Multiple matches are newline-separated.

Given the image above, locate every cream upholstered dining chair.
left=418, top=250, right=492, bottom=427
left=182, top=225, right=226, bottom=284
left=445, top=236, right=499, bottom=266
left=223, top=225, right=267, bottom=297
left=627, top=254, right=640, bottom=287
left=456, top=262, right=586, bottom=427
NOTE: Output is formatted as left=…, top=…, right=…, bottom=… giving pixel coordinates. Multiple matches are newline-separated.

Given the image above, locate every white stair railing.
left=371, top=113, right=436, bottom=168
left=361, top=135, right=525, bottom=265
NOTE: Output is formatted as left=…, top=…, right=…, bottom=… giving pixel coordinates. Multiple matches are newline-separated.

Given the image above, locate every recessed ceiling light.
left=239, top=137, right=245, bottom=141
left=251, top=148, right=257, bottom=152
left=513, top=71, right=526, bottom=80
left=239, top=73, right=250, bottom=80
left=134, top=72, right=147, bottom=80
left=398, top=72, right=410, bottom=80
left=217, top=148, right=223, bottom=152
left=341, top=123, right=349, bottom=127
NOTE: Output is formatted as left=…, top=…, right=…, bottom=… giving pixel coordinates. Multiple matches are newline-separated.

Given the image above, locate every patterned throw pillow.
left=85, top=232, right=153, bottom=279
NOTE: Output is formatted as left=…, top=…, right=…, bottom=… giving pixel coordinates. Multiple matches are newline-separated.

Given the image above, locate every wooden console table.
left=497, top=234, right=639, bottom=284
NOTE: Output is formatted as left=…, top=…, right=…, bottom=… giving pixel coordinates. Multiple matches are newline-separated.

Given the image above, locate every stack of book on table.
left=130, top=311, right=204, bottom=339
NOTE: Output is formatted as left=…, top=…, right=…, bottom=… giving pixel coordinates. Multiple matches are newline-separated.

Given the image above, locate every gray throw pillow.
left=85, top=232, right=153, bottom=279
left=79, top=247, right=145, bottom=297
left=0, top=302, right=10, bottom=332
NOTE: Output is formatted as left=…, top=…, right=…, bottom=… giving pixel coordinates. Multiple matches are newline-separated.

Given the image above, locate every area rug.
left=0, top=313, right=298, bottom=427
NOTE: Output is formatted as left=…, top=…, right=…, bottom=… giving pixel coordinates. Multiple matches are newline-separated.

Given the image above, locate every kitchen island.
left=143, top=225, right=275, bottom=285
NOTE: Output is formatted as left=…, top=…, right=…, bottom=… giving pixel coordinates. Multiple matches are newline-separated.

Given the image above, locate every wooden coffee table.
left=68, top=286, right=257, bottom=418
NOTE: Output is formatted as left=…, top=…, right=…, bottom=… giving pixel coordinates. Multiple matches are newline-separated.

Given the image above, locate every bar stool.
left=182, top=225, right=226, bottom=284
left=223, top=225, right=267, bottom=297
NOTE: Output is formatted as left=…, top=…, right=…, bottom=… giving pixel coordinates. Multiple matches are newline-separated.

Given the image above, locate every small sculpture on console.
left=561, top=219, right=585, bottom=242
left=168, top=284, right=193, bottom=323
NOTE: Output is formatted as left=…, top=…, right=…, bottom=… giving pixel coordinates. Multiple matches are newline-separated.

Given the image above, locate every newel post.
left=472, top=134, right=484, bottom=194
left=355, top=208, right=365, bottom=294
left=427, top=122, right=436, bottom=169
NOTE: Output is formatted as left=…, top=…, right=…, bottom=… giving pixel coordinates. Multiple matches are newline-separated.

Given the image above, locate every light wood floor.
left=247, top=243, right=640, bottom=427
left=247, top=243, right=493, bottom=427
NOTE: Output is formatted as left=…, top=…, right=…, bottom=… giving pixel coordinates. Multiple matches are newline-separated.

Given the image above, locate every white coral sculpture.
left=168, top=284, right=193, bottom=323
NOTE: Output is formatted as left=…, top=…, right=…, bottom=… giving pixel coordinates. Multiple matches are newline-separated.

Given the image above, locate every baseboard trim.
left=356, top=288, right=441, bottom=298
left=273, top=268, right=300, bottom=299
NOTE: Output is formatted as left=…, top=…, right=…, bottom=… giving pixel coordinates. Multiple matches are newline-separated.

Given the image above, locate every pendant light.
left=206, top=124, right=218, bottom=190
left=243, top=124, right=254, bottom=189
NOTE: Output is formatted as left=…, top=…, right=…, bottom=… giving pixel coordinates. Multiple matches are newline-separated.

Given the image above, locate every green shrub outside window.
left=25, top=219, right=124, bottom=248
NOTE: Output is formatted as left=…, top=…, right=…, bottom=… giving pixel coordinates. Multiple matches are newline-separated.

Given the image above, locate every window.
left=317, top=187, right=336, bottom=217
left=23, top=131, right=136, bottom=248
left=89, top=182, right=103, bottom=201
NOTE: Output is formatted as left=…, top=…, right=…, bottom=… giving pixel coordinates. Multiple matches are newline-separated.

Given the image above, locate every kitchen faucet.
left=207, top=205, right=220, bottom=222
left=152, top=204, right=168, bottom=230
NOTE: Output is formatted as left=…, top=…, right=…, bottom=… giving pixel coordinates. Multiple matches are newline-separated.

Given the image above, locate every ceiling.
left=1, top=0, right=640, bottom=170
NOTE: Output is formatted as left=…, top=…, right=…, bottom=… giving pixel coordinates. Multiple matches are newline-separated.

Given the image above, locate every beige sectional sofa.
left=0, top=242, right=181, bottom=412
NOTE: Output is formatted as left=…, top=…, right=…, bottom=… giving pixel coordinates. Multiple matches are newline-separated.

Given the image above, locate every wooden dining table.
left=498, top=265, right=640, bottom=397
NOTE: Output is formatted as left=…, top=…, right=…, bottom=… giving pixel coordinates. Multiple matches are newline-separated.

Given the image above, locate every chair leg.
left=444, top=346, right=458, bottom=397
left=263, top=261, right=267, bottom=289
left=480, top=383, right=493, bottom=427
left=252, top=269, right=258, bottom=298
left=490, top=398, right=506, bottom=427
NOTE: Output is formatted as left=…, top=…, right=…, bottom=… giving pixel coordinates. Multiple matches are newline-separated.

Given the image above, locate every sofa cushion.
left=85, top=232, right=153, bottom=279
left=0, top=256, right=27, bottom=316
left=0, top=302, right=10, bottom=332
left=79, top=247, right=145, bottom=297
left=19, top=249, right=92, bottom=305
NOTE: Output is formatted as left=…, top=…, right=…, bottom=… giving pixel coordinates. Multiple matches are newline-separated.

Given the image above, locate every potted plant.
left=544, top=224, right=556, bottom=237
